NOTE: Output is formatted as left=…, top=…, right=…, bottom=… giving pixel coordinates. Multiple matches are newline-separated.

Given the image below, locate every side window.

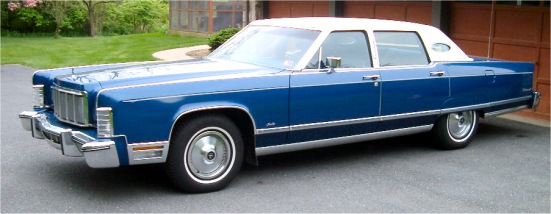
left=374, top=31, right=429, bottom=67
left=306, top=31, right=372, bottom=69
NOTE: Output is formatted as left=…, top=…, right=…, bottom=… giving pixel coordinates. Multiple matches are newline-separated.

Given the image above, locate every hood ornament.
left=71, top=68, right=77, bottom=80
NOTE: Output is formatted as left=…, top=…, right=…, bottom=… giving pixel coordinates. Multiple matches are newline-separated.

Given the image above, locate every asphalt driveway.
left=1, top=64, right=549, bottom=212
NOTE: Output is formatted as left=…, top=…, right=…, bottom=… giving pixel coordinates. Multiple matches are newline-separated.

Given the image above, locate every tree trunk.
left=46, top=1, right=70, bottom=38
left=95, top=4, right=105, bottom=36
left=83, top=0, right=96, bottom=37
left=54, top=23, right=61, bottom=37
left=88, top=4, right=96, bottom=37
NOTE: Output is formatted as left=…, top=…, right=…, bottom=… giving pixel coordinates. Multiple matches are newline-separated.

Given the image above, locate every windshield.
left=208, top=26, right=320, bottom=69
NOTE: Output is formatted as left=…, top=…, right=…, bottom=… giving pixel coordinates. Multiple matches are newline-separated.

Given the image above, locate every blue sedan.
left=19, top=18, right=540, bottom=193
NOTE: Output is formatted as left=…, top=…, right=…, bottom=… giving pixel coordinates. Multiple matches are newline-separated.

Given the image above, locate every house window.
left=213, top=1, right=244, bottom=32
left=169, top=0, right=244, bottom=34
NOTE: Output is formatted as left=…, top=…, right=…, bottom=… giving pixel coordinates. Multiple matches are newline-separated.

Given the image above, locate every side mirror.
left=325, top=57, right=341, bottom=73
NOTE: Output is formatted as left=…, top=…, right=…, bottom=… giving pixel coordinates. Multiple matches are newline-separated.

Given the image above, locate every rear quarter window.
left=374, top=31, right=429, bottom=67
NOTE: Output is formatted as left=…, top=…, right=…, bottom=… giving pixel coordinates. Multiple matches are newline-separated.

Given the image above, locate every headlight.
left=32, top=85, right=45, bottom=108
left=96, top=107, right=113, bottom=138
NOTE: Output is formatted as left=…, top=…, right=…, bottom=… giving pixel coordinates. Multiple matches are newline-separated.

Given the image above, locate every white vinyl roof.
left=250, top=17, right=473, bottom=62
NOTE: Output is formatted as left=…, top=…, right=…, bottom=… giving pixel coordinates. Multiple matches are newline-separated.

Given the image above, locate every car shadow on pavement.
left=47, top=132, right=435, bottom=195
left=45, top=117, right=543, bottom=196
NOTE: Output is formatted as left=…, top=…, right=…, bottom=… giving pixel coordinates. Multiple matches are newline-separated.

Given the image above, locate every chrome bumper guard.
left=18, top=111, right=120, bottom=168
left=532, top=91, right=541, bottom=110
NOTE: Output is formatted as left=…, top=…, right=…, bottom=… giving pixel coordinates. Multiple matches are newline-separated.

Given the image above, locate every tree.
left=43, top=1, right=71, bottom=37
left=81, top=0, right=114, bottom=37
left=2, top=0, right=168, bottom=36
left=121, top=0, right=167, bottom=33
left=102, top=0, right=168, bottom=35
left=5, top=0, right=52, bottom=34
left=4, top=0, right=77, bottom=36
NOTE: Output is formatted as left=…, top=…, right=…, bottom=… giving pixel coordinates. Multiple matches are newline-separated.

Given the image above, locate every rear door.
left=374, top=31, right=450, bottom=130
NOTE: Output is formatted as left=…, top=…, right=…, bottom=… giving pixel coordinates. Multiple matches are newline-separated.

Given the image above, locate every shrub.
left=207, top=27, right=240, bottom=50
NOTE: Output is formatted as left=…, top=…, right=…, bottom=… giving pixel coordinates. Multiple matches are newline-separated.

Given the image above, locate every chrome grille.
left=53, top=86, right=89, bottom=127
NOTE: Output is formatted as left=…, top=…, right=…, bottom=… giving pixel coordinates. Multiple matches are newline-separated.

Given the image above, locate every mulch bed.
left=187, top=49, right=211, bottom=58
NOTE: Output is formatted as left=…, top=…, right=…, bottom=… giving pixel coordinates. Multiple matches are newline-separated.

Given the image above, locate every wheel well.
left=477, top=110, right=486, bottom=119
left=171, top=108, right=258, bottom=166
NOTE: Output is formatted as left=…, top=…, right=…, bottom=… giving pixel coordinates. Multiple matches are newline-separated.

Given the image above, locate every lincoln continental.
left=19, top=18, right=541, bottom=193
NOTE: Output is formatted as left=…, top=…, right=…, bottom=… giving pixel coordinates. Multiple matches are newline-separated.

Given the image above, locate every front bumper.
left=19, top=111, right=120, bottom=168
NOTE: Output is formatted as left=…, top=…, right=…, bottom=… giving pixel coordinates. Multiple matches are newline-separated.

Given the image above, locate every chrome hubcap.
left=447, top=111, right=474, bottom=140
left=187, top=129, right=231, bottom=180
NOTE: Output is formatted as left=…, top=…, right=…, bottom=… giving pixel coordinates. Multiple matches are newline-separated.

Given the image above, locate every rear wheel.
left=431, top=111, right=479, bottom=150
left=166, top=114, right=243, bottom=193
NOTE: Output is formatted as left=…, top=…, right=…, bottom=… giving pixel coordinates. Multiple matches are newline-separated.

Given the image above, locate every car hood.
left=54, top=59, right=283, bottom=91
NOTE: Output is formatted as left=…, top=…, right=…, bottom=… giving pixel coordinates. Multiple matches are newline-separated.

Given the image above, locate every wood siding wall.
left=343, top=1, right=432, bottom=25
left=450, top=2, right=550, bottom=120
left=267, top=1, right=329, bottom=18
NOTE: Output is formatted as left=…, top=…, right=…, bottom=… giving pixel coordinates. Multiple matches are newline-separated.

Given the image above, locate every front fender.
left=96, top=78, right=289, bottom=144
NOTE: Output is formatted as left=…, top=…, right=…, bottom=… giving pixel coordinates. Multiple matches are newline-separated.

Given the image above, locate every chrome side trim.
left=257, top=97, right=531, bottom=136
left=484, top=105, right=529, bottom=117
left=446, top=72, right=532, bottom=78
left=494, top=72, right=533, bottom=76
left=376, top=71, right=532, bottom=82
left=296, top=68, right=377, bottom=74
left=440, top=103, right=490, bottom=114
left=256, top=125, right=433, bottom=156
left=373, top=63, right=438, bottom=70
left=127, top=141, right=169, bottom=165
left=490, top=96, right=531, bottom=106
left=257, top=126, right=290, bottom=135
left=255, top=96, right=533, bottom=136
left=290, top=116, right=379, bottom=131
left=378, top=76, right=446, bottom=82
left=122, top=86, right=288, bottom=103
left=290, top=81, right=373, bottom=89
left=380, top=110, right=439, bottom=121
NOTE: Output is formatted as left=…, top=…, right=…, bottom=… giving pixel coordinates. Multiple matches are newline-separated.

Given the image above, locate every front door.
left=288, top=31, right=381, bottom=144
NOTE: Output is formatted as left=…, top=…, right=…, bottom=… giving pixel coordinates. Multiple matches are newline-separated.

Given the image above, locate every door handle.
left=485, top=70, right=495, bottom=76
left=429, top=71, right=445, bottom=76
left=363, top=75, right=380, bottom=80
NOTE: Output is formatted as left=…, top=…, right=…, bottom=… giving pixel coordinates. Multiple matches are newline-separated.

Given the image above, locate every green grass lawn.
left=1, top=33, right=207, bottom=69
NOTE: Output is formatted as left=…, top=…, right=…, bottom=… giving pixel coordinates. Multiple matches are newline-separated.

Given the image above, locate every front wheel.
left=431, top=111, right=479, bottom=150
left=166, top=114, right=244, bottom=193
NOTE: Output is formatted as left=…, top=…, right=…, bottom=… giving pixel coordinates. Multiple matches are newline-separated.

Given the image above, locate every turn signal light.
left=96, top=107, right=113, bottom=138
left=32, top=85, right=45, bottom=108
